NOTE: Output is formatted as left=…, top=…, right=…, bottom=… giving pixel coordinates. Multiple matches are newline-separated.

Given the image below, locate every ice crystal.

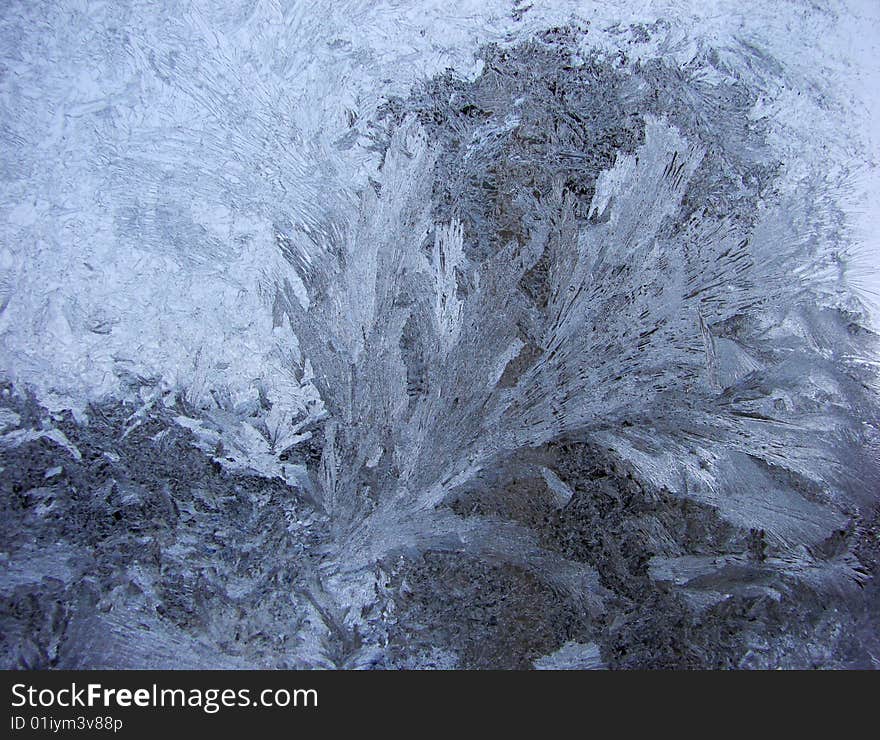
left=1, top=1, right=878, bottom=669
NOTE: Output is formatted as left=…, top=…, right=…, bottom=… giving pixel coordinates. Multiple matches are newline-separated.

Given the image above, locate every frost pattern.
left=1, top=1, right=879, bottom=669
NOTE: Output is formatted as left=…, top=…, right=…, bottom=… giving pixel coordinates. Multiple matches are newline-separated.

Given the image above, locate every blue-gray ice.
left=1, top=1, right=878, bottom=669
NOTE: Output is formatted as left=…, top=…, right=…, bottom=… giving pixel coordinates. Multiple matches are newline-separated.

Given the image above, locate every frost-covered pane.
left=1, top=1, right=878, bottom=669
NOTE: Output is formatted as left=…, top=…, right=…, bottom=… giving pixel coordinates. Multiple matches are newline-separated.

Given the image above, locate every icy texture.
left=1, top=1, right=879, bottom=668
left=533, top=641, right=605, bottom=670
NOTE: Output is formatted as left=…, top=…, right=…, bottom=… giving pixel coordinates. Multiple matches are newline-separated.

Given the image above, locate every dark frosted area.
left=1, top=5, right=878, bottom=669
